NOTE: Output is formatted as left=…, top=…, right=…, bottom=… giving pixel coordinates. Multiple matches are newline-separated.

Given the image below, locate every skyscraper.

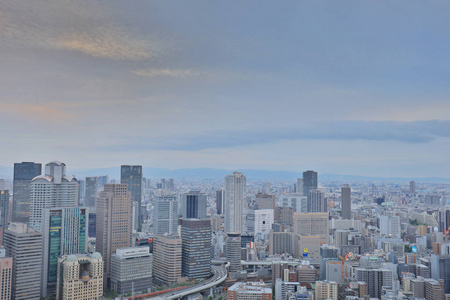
left=341, top=184, right=351, bottom=220
left=41, top=207, right=88, bottom=297
left=56, top=253, right=103, bottom=300
left=12, top=162, right=41, bottom=223
left=0, top=255, right=12, bottom=300
left=308, top=189, right=327, bottom=213
left=96, top=184, right=133, bottom=287
left=303, top=170, right=318, bottom=211
left=296, top=178, right=304, bottom=195
left=226, top=232, right=242, bottom=273
left=121, top=165, right=143, bottom=231
left=181, top=191, right=207, bottom=219
left=85, top=176, right=98, bottom=208
left=225, top=171, right=246, bottom=233
left=410, top=180, right=416, bottom=194
left=154, top=194, right=179, bottom=235
left=29, top=161, right=78, bottom=232
left=153, top=235, right=182, bottom=284
left=4, top=223, right=42, bottom=300
left=0, top=190, right=9, bottom=243
left=181, top=219, right=212, bottom=279
left=216, top=188, right=225, bottom=215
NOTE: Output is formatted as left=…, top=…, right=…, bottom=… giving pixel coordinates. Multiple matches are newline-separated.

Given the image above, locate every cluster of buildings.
left=1, top=162, right=450, bottom=300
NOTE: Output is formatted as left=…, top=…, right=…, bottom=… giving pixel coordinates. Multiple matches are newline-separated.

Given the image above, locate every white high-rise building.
left=379, top=215, right=401, bottom=238
left=29, top=161, right=78, bottom=232
left=154, top=194, right=179, bottom=235
left=280, top=194, right=307, bottom=213
left=246, top=209, right=274, bottom=238
left=225, top=171, right=246, bottom=233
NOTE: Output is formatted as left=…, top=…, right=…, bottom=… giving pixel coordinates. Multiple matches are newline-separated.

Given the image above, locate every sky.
left=1, top=0, right=450, bottom=177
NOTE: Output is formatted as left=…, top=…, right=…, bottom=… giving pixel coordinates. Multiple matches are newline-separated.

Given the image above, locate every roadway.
left=150, top=264, right=228, bottom=300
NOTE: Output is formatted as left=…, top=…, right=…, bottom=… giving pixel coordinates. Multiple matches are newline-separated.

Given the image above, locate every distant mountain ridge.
left=0, top=165, right=448, bottom=183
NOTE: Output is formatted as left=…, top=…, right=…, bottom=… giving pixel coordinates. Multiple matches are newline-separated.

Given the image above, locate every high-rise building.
left=216, top=188, right=225, bottom=215
left=379, top=215, right=401, bottom=238
left=96, top=184, right=133, bottom=287
left=181, top=191, right=207, bottom=219
left=269, top=230, right=293, bottom=256
left=315, top=281, right=338, bottom=300
left=226, top=232, right=242, bottom=273
left=181, top=219, right=212, bottom=279
left=41, top=207, right=88, bottom=297
left=410, top=180, right=416, bottom=194
left=355, top=268, right=393, bottom=299
left=153, top=235, right=182, bottom=284
left=111, top=247, right=152, bottom=295
left=341, top=184, right=351, bottom=220
left=121, top=165, right=143, bottom=230
left=12, top=162, right=41, bottom=223
left=0, top=256, right=12, bottom=300
left=302, top=170, right=318, bottom=211
left=254, top=193, right=276, bottom=210
left=29, top=161, right=78, bottom=232
left=56, top=253, right=103, bottom=300
left=293, top=213, right=329, bottom=238
left=0, top=190, right=10, bottom=243
left=308, top=189, right=327, bottom=213
left=97, top=175, right=109, bottom=187
left=225, top=172, right=246, bottom=233
left=280, top=194, right=307, bottom=213
left=154, top=194, right=179, bottom=235
left=296, top=178, right=304, bottom=195
left=246, top=209, right=274, bottom=238
left=3, top=223, right=42, bottom=300
left=77, top=179, right=85, bottom=205
left=85, top=177, right=98, bottom=208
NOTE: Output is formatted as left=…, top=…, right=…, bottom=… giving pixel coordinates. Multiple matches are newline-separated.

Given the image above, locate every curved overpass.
left=154, top=263, right=229, bottom=300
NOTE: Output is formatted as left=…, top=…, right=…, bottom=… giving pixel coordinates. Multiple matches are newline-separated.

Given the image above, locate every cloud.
left=0, top=0, right=167, bottom=61
left=133, top=69, right=205, bottom=79
left=99, top=120, right=450, bottom=151
left=0, top=103, right=74, bottom=122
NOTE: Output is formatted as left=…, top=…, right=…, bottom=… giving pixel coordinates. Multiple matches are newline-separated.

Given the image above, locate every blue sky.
left=1, top=0, right=450, bottom=177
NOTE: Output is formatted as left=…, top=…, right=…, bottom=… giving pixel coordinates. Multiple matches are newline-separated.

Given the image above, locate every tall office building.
left=315, top=281, right=338, bottom=300
left=355, top=268, right=393, bottom=299
left=254, top=193, right=276, bottom=210
left=111, top=247, right=152, bottom=295
left=4, top=223, right=42, bottom=300
left=181, top=219, right=212, bottom=279
left=225, top=171, right=246, bottom=233
left=296, top=178, right=304, bottom=195
left=303, top=170, right=318, bottom=211
left=293, top=213, right=329, bottom=237
left=29, top=161, right=78, bottom=232
left=308, top=189, right=327, bottom=213
left=85, top=176, right=98, bottom=208
left=154, top=194, right=179, bottom=235
left=77, top=179, right=85, bottom=205
left=41, top=207, right=88, bottom=297
left=121, top=165, right=143, bottom=231
left=0, top=190, right=9, bottom=243
left=341, top=184, right=351, bottom=220
left=410, top=181, right=416, bottom=194
left=12, top=162, right=41, bottom=223
left=226, top=232, right=242, bottom=273
left=153, top=235, right=182, bottom=284
left=181, top=191, right=207, bottom=219
left=280, top=194, right=307, bottom=213
left=0, top=256, right=12, bottom=300
left=96, top=184, right=133, bottom=287
left=56, top=253, right=103, bottom=300
left=216, top=188, right=225, bottom=215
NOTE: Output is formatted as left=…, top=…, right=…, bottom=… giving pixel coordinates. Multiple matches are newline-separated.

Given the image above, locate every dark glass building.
left=302, top=170, right=318, bottom=212
left=12, top=162, right=41, bottom=223
left=88, top=212, right=96, bottom=238
left=85, top=177, right=98, bottom=208
left=121, top=165, right=143, bottom=231
left=181, top=219, right=212, bottom=279
left=181, top=191, right=207, bottom=219
left=0, top=190, right=9, bottom=242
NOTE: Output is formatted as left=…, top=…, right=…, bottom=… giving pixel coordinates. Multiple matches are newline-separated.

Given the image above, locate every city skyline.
left=1, top=1, right=450, bottom=177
